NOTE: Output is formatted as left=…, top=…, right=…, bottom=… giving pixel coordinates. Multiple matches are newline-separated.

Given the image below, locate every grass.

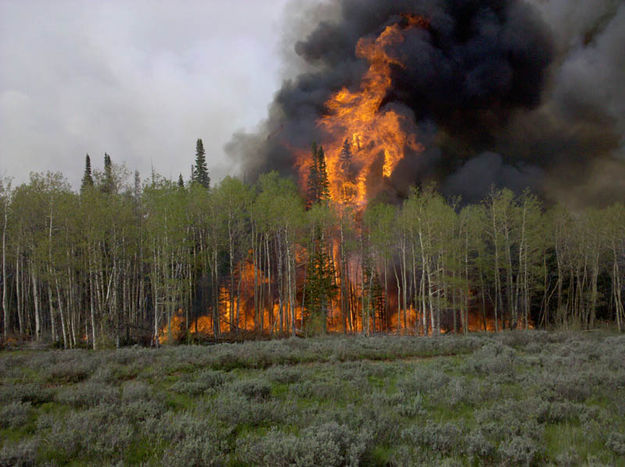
left=0, top=331, right=624, bottom=465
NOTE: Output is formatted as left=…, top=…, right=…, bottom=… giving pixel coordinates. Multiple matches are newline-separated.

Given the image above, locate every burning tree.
left=306, top=143, right=330, bottom=208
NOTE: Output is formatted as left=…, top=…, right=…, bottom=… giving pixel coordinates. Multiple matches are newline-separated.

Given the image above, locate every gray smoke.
left=227, top=0, right=625, bottom=205
left=442, top=152, right=543, bottom=203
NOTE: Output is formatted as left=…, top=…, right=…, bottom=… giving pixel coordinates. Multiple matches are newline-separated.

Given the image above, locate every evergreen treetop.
left=81, top=154, right=94, bottom=192
left=192, top=138, right=210, bottom=189
left=101, top=153, right=115, bottom=194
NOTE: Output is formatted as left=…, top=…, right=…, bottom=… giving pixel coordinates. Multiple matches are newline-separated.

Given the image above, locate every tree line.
left=1, top=142, right=624, bottom=348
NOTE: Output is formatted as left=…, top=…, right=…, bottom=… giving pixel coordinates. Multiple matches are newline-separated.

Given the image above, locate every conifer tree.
left=81, top=154, right=94, bottom=192
left=338, top=139, right=357, bottom=203
left=192, top=139, right=210, bottom=189
left=304, top=204, right=336, bottom=334
left=306, top=143, right=330, bottom=208
left=339, top=139, right=352, bottom=178
left=317, top=145, right=330, bottom=202
left=101, top=153, right=115, bottom=194
left=178, top=174, right=184, bottom=189
left=306, top=143, right=320, bottom=208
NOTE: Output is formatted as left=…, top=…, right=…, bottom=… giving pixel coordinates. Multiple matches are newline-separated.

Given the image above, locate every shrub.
left=121, top=399, right=166, bottom=424
left=265, top=365, right=302, bottom=384
left=55, top=381, right=119, bottom=408
left=465, top=432, right=496, bottom=461
left=161, top=434, right=227, bottom=466
left=46, top=355, right=96, bottom=383
left=237, top=422, right=370, bottom=466
left=494, top=330, right=546, bottom=348
left=539, top=372, right=594, bottom=403
left=290, top=380, right=347, bottom=401
left=498, top=436, right=542, bottom=465
left=234, top=379, right=272, bottom=401
left=171, top=369, right=228, bottom=396
left=430, top=376, right=490, bottom=407
left=606, top=432, right=625, bottom=456
left=401, top=422, right=464, bottom=455
left=152, top=411, right=231, bottom=464
left=0, top=401, right=33, bottom=429
left=91, top=360, right=142, bottom=383
left=0, top=438, right=38, bottom=466
left=555, top=448, right=580, bottom=466
left=38, top=406, right=133, bottom=461
left=396, top=394, right=425, bottom=418
left=121, top=380, right=152, bottom=403
left=196, top=369, right=228, bottom=387
left=211, top=392, right=289, bottom=427
left=475, top=400, right=544, bottom=443
left=397, top=367, right=450, bottom=395
left=537, top=401, right=583, bottom=424
left=0, top=383, right=54, bottom=405
left=467, top=342, right=516, bottom=377
left=314, top=400, right=401, bottom=446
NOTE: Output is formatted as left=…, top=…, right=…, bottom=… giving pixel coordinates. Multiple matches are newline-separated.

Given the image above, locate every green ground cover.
left=1, top=332, right=624, bottom=465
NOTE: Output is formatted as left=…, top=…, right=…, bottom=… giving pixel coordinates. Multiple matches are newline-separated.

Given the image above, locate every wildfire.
left=154, top=15, right=526, bottom=343
left=299, top=15, right=428, bottom=207
left=157, top=258, right=307, bottom=343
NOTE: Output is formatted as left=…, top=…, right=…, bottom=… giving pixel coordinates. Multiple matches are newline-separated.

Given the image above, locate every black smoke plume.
left=227, top=0, right=625, bottom=206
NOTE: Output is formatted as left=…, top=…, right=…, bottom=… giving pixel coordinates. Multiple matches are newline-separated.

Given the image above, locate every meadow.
left=1, top=331, right=625, bottom=465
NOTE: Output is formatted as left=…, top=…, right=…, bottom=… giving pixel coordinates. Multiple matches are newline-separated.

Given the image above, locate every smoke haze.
left=227, top=0, right=625, bottom=206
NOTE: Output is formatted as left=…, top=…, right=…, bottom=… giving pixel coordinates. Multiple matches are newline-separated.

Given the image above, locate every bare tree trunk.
left=89, top=263, right=97, bottom=350
left=212, top=249, right=220, bottom=337
left=613, top=244, right=624, bottom=332
left=400, top=237, right=408, bottom=332
left=2, top=201, right=7, bottom=340
left=286, top=233, right=296, bottom=336
left=56, top=276, right=67, bottom=349
left=265, top=236, right=271, bottom=335
left=31, top=266, right=41, bottom=341
left=421, top=267, right=427, bottom=335
left=47, top=280, right=57, bottom=343
left=463, top=230, right=469, bottom=335
left=393, top=265, right=401, bottom=334
left=228, top=218, right=236, bottom=334
left=152, top=246, right=160, bottom=348
left=492, top=205, right=501, bottom=332
left=16, top=246, right=23, bottom=335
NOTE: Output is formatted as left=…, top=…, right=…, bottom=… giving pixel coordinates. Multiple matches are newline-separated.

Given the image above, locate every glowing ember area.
left=158, top=312, right=214, bottom=344
left=158, top=259, right=306, bottom=342
left=301, top=15, right=427, bottom=206
left=158, top=312, right=186, bottom=344
left=158, top=300, right=529, bottom=343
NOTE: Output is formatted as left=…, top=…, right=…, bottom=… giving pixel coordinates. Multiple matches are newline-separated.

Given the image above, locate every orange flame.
left=297, top=15, right=428, bottom=207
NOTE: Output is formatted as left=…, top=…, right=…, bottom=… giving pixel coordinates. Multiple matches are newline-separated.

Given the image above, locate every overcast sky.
left=0, top=0, right=291, bottom=187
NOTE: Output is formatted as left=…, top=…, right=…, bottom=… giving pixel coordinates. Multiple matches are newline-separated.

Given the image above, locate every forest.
left=1, top=140, right=625, bottom=350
